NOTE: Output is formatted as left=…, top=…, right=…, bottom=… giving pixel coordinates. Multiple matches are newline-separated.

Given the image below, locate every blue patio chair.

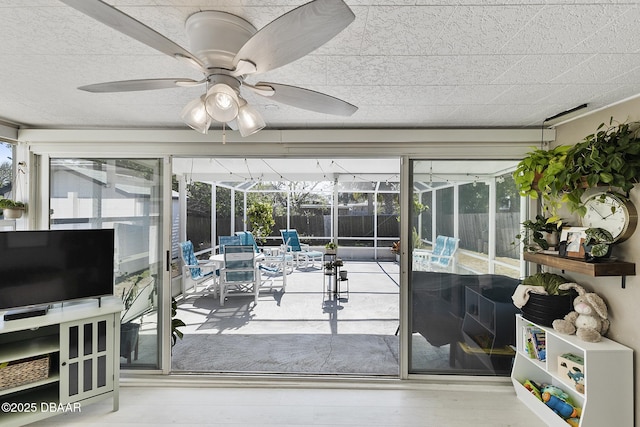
left=280, top=229, right=323, bottom=269
left=179, top=240, right=219, bottom=298
left=219, top=245, right=259, bottom=306
left=218, top=235, right=242, bottom=254
left=235, top=231, right=261, bottom=253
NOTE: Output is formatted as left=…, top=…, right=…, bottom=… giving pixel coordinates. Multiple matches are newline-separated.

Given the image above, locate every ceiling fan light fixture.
left=205, top=83, right=239, bottom=122
left=62, top=0, right=358, bottom=137
left=180, top=95, right=211, bottom=134
left=237, top=100, right=266, bottom=137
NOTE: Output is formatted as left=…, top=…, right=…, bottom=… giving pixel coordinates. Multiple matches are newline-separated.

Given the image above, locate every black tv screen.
left=0, top=229, right=115, bottom=310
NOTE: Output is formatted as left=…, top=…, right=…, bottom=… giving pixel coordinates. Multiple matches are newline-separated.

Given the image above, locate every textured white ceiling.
left=1, top=0, right=640, bottom=132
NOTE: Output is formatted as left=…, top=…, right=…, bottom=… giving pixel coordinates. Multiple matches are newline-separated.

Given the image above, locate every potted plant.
left=513, top=145, right=572, bottom=199
left=513, top=145, right=573, bottom=224
left=324, top=241, right=337, bottom=255
left=559, top=118, right=640, bottom=216
left=390, top=241, right=400, bottom=262
left=583, top=227, right=614, bottom=262
left=119, top=275, right=142, bottom=363
left=516, top=272, right=577, bottom=327
left=0, top=199, right=26, bottom=219
left=171, top=297, right=186, bottom=348
left=513, top=214, right=562, bottom=253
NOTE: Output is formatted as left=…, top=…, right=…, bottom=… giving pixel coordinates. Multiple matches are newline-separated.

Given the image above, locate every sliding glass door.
left=50, top=158, right=166, bottom=369
left=408, top=159, right=523, bottom=375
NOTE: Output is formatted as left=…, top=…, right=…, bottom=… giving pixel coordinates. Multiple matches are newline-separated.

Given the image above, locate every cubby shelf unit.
left=511, top=314, right=633, bottom=426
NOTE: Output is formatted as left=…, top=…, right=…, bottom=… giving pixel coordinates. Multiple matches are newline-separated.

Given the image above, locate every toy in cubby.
left=558, top=353, right=585, bottom=393
left=542, top=393, right=581, bottom=419
left=521, top=380, right=581, bottom=422
left=523, top=379, right=542, bottom=400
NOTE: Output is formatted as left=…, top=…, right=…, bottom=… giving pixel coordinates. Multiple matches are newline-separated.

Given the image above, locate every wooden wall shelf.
left=524, top=252, right=635, bottom=288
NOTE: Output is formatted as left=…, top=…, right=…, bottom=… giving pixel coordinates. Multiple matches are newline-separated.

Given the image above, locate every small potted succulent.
left=0, top=198, right=26, bottom=219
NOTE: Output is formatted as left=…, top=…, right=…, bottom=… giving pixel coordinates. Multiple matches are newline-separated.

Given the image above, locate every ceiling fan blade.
left=79, top=78, right=203, bottom=93
left=252, top=82, right=357, bottom=116
left=60, top=0, right=205, bottom=73
left=232, top=0, right=354, bottom=74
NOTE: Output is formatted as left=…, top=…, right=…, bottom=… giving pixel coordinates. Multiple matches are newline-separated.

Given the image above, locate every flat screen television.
left=0, top=229, right=115, bottom=311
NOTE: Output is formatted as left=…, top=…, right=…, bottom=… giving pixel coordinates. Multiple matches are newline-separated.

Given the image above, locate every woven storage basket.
left=0, top=355, right=50, bottom=390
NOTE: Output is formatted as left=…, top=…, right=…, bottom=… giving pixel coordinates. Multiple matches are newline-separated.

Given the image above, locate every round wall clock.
left=581, top=191, right=638, bottom=243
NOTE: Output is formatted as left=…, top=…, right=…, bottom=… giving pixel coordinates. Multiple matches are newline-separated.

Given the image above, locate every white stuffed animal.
left=552, top=283, right=609, bottom=342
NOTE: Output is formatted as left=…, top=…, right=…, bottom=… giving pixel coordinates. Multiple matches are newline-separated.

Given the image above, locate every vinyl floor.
left=32, top=383, right=545, bottom=426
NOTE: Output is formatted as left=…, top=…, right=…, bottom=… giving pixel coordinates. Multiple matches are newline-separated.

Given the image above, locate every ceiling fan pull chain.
left=222, top=123, right=226, bottom=145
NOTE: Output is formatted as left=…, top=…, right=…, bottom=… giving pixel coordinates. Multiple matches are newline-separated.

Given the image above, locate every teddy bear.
left=552, top=283, right=609, bottom=342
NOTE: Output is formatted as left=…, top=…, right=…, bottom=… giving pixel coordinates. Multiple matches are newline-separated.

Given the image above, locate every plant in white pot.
left=513, top=214, right=562, bottom=253
left=325, top=241, right=337, bottom=255
left=0, top=198, right=25, bottom=219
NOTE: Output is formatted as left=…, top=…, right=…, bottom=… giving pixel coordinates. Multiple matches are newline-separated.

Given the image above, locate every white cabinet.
left=511, top=314, right=633, bottom=426
left=0, top=299, right=121, bottom=427
left=59, top=314, right=116, bottom=404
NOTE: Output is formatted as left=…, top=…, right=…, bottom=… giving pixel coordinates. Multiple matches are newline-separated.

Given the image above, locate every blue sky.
left=0, top=143, right=12, bottom=164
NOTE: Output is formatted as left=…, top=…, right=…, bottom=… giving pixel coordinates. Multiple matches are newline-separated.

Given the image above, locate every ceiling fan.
left=60, top=0, right=358, bottom=137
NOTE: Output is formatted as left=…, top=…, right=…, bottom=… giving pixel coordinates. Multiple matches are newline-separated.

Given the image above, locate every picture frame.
left=560, top=226, right=587, bottom=258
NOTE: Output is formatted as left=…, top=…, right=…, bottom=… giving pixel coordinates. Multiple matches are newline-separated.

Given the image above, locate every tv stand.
left=3, top=305, right=49, bottom=321
left=0, top=297, right=122, bottom=427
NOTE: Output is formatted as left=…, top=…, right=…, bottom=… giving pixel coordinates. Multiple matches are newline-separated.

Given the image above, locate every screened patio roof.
left=172, top=157, right=518, bottom=188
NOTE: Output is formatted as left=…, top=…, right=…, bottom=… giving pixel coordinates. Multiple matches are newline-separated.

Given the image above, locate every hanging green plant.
left=0, top=199, right=25, bottom=209
left=559, top=118, right=640, bottom=216
left=513, top=145, right=573, bottom=224
left=513, top=145, right=572, bottom=199
left=514, top=118, right=640, bottom=223
left=0, top=198, right=26, bottom=219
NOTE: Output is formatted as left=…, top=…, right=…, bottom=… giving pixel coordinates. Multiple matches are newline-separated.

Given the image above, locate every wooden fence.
left=187, top=212, right=520, bottom=257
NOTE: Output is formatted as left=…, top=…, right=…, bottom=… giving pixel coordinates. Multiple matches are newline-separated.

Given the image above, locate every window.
left=0, top=142, right=14, bottom=214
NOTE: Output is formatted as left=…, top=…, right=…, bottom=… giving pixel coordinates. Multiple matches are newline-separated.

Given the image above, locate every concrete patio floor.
left=171, top=261, right=403, bottom=375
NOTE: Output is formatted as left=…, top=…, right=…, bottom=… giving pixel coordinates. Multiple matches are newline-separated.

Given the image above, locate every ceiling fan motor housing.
left=185, top=11, right=257, bottom=72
